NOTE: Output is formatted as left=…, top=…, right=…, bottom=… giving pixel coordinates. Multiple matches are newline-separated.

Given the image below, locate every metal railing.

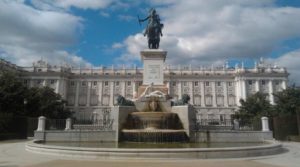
left=73, top=118, right=114, bottom=131
left=45, top=119, right=66, bottom=130
left=194, top=118, right=262, bottom=131
left=194, top=119, right=233, bottom=131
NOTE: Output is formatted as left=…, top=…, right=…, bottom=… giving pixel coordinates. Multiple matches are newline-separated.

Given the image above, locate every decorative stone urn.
left=149, top=100, right=158, bottom=111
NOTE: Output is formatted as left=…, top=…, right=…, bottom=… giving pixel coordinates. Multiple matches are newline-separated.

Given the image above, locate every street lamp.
left=24, top=99, right=27, bottom=114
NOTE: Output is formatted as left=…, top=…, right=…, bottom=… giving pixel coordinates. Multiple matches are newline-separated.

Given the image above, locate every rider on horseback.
left=139, top=8, right=163, bottom=37
left=138, top=8, right=163, bottom=49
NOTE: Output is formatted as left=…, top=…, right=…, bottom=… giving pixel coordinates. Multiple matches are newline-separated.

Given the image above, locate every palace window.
left=81, top=81, right=86, bottom=86
left=172, top=82, right=176, bottom=86
left=50, top=80, right=55, bottom=84
left=216, top=96, right=224, bottom=106
left=104, top=81, right=109, bottom=86
left=127, top=81, right=131, bottom=86
left=194, top=81, right=199, bottom=86
left=183, top=82, right=188, bottom=86
left=115, top=81, right=120, bottom=86
left=228, top=82, right=233, bottom=86
left=70, top=81, right=75, bottom=86
left=208, top=114, right=214, bottom=120
left=217, top=82, right=221, bottom=87
left=261, top=80, right=266, bottom=85
left=205, top=82, right=210, bottom=87
left=194, top=95, right=201, bottom=106
left=93, top=81, right=97, bottom=86
left=102, top=95, right=109, bottom=106
left=248, top=80, right=253, bottom=85
left=205, top=95, right=212, bottom=106
left=220, top=114, right=226, bottom=122
left=228, top=95, right=235, bottom=106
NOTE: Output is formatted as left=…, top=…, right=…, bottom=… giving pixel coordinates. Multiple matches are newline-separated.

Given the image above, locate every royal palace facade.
left=0, top=58, right=288, bottom=121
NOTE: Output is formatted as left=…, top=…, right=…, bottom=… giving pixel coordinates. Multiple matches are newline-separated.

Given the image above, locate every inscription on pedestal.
left=141, top=50, right=167, bottom=86
left=148, top=64, right=160, bottom=80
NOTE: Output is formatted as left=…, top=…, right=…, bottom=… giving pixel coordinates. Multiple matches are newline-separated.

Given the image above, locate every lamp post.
left=24, top=99, right=27, bottom=114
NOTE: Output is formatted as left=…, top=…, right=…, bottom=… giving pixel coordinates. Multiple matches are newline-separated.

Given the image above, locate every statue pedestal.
left=137, top=85, right=168, bottom=98
left=140, top=49, right=167, bottom=85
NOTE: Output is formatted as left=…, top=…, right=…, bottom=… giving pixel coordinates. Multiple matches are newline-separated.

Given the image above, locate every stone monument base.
left=137, top=85, right=168, bottom=98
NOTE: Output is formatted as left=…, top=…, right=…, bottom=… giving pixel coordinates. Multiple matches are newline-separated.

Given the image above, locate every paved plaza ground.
left=0, top=140, right=300, bottom=167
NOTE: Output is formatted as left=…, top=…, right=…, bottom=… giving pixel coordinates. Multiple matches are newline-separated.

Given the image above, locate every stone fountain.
left=121, top=85, right=188, bottom=142
left=30, top=50, right=280, bottom=159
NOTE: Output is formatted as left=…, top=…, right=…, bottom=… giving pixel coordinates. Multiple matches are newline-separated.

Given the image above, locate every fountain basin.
left=121, top=129, right=188, bottom=142
left=124, top=112, right=183, bottom=130
left=26, top=140, right=283, bottom=159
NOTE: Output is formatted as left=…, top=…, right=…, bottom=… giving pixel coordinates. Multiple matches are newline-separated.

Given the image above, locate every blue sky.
left=1, top=0, right=300, bottom=84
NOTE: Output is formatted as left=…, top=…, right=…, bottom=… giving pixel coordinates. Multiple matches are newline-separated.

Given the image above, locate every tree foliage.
left=238, top=92, right=272, bottom=118
left=25, top=87, right=72, bottom=119
left=0, top=71, right=26, bottom=115
left=0, top=71, right=71, bottom=119
left=273, top=86, right=300, bottom=116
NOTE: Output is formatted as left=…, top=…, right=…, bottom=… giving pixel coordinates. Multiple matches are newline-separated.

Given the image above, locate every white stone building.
left=0, top=58, right=288, bottom=121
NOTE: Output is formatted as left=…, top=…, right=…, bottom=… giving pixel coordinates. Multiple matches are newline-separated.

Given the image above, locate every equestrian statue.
left=138, top=8, right=164, bottom=49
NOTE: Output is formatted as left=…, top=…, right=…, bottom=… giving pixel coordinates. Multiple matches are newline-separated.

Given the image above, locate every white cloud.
left=31, top=0, right=115, bottom=10
left=269, top=50, right=300, bottom=85
left=117, top=0, right=300, bottom=67
left=100, top=11, right=110, bottom=18
left=0, top=1, right=91, bottom=67
left=118, top=14, right=135, bottom=22
left=112, top=43, right=124, bottom=49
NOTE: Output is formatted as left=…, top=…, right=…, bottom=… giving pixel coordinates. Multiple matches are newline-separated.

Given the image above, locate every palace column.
left=42, top=79, right=47, bottom=87
left=178, top=81, right=182, bottom=99
left=98, top=81, right=102, bottom=106
left=241, top=79, right=247, bottom=100
left=282, top=80, right=287, bottom=90
left=61, top=79, right=67, bottom=99
left=269, top=80, right=274, bottom=105
left=75, top=81, right=80, bottom=107
left=255, top=79, right=260, bottom=92
left=224, top=82, right=228, bottom=107
left=86, top=81, right=91, bottom=107
left=121, top=81, right=126, bottom=96
left=212, top=81, right=217, bottom=107
left=235, top=78, right=241, bottom=106
left=189, top=81, right=194, bottom=105
left=109, top=81, right=114, bottom=106
left=167, top=81, right=170, bottom=95
left=200, top=81, right=205, bottom=107
left=55, top=79, right=59, bottom=94
left=132, top=81, right=137, bottom=98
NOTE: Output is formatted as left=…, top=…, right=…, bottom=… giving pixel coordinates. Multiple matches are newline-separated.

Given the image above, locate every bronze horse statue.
left=138, top=8, right=163, bottom=49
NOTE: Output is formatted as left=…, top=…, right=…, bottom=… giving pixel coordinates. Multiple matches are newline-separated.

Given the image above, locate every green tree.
left=0, top=71, right=26, bottom=115
left=273, top=86, right=300, bottom=116
left=0, top=71, right=71, bottom=119
left=233, top=92, right=272, bottom=129
left=238, top=92, right=272, bottom=118
left=25, top=87, right=72, bottom=119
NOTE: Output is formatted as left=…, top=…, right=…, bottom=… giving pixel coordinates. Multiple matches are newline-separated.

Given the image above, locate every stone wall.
left=34, top=130, right=116, bottom=142
left=190, top=130, right=273, bottom=142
